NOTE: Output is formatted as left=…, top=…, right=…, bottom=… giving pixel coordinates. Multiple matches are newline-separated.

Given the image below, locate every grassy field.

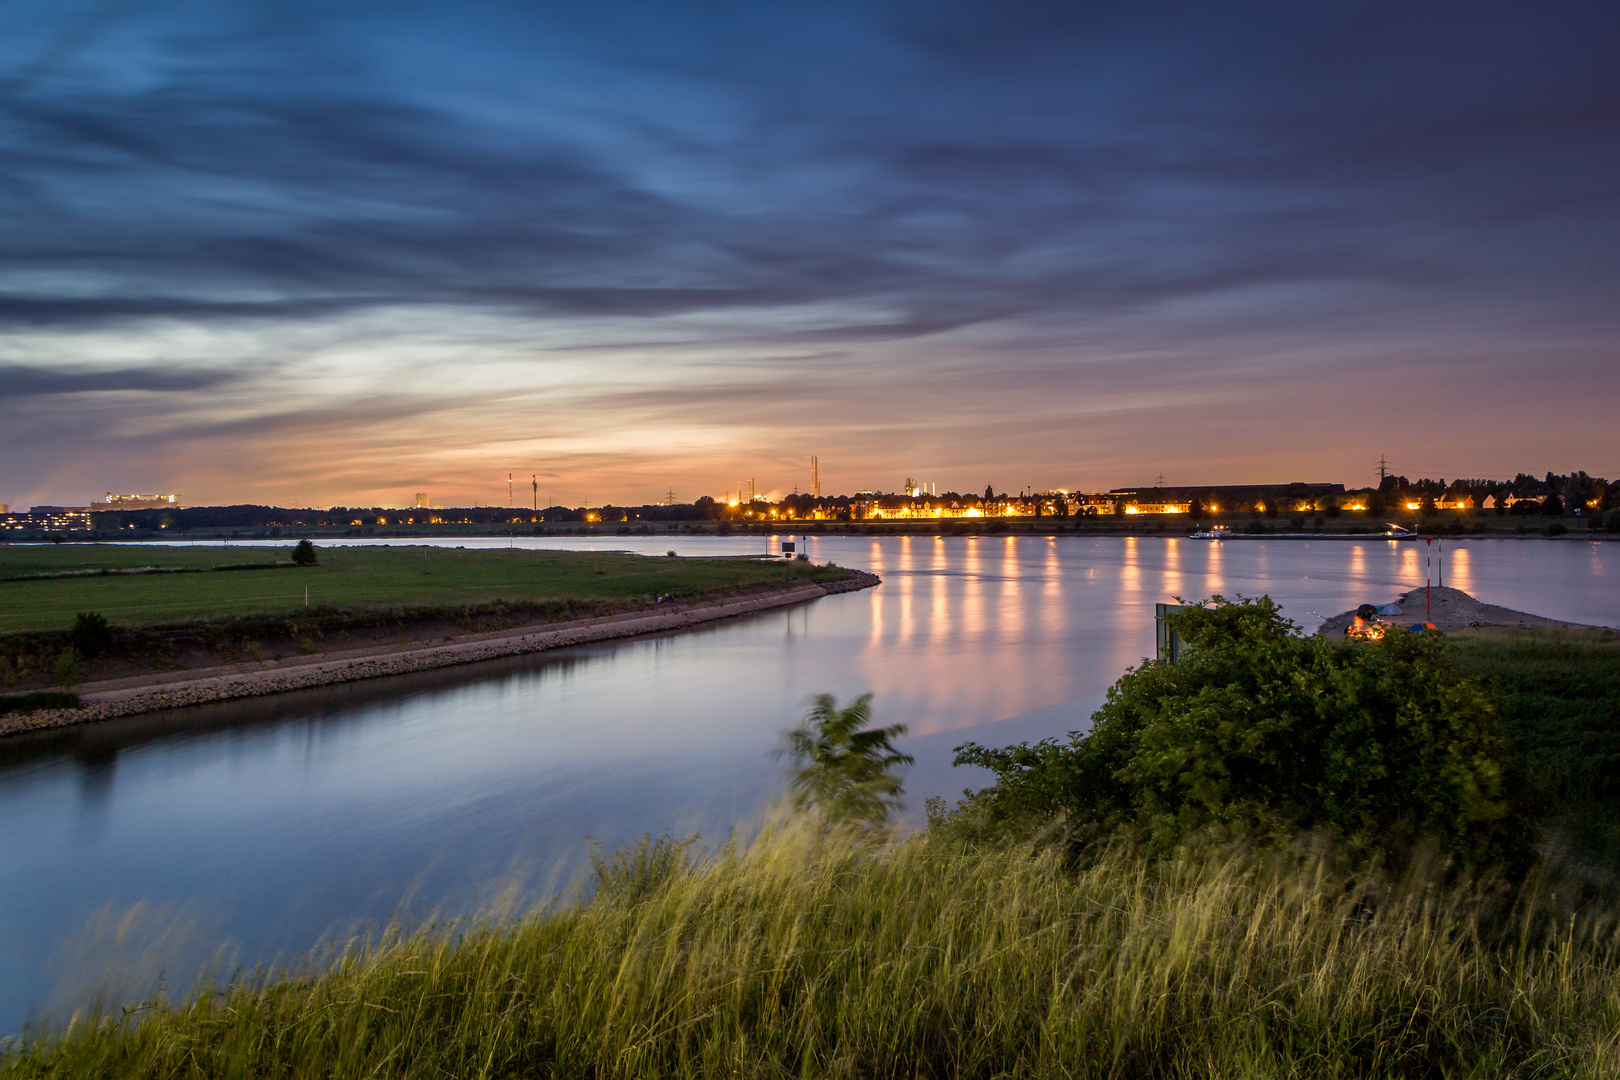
left=5, top=824, right=1620, bottom=1079
left=1453, top=627, right=1620, bottom=863
left=0, top=544, right=833, bottom=633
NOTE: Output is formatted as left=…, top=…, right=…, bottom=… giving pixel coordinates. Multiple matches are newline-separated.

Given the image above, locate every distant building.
left=92, top=493, right=182, bottom=511
left=0, top=503, right=7, bottom=514
left=1110, top=484, right=1344, bottom=514
left=415, top=492, right=430, bottom=508
left=2, top=506, right=92, bottom=531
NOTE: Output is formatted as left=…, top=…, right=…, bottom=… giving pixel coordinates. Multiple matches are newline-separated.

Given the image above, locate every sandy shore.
left=1, top=571, right=879, bottom=737
left=1316, top=585, right=1607, bottom=635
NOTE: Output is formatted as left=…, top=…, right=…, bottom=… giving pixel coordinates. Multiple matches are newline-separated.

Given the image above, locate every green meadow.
left=0, top=544, right=834, bottom=633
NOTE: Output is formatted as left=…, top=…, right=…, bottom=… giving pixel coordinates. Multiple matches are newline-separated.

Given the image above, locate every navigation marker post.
left=1425, top=537, right=1433, bottom=620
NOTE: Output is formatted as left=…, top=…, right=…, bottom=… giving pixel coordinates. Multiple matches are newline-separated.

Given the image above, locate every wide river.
left=2, top=535, right=1616, bottom=1030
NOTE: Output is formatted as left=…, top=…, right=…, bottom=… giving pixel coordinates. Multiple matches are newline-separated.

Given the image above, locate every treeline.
left=82, top=469, right=1619, bottom=533
left=1373, top=470, right=1615, bottom=513
left=92, top=501, right=732, bottom=530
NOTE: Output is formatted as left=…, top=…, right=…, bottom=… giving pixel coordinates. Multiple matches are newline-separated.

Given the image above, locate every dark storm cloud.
left=0, top=0, right=1601, bottom=341
left=3, top=1, right=1607, bottom=338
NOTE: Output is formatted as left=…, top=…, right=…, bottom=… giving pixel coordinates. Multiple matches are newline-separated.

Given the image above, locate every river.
left=1, top=535, right=1614, bottom=1031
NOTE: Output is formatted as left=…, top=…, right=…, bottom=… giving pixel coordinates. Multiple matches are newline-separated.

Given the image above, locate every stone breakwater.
left=1, top=571, right=880, bottom=737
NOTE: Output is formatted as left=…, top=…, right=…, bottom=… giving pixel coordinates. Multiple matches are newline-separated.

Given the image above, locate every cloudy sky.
left=1, top=0, right=1616, bottom=508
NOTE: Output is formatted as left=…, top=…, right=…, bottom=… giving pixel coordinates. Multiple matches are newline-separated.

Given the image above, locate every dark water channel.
left=1, top=535, right=1615, bottom=1031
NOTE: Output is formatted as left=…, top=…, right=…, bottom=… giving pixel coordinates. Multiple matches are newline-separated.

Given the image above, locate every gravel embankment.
left=1316, top=585, right=1605, bottom=635
left=1, top=571, right=880, bottom=737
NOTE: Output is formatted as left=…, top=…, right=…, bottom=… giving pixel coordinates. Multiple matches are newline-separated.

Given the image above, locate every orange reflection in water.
left=1163, top=537, right=1183, bottom=601
left=1205, top=534, right=1225, bottom=595
left=1042, top=538, right=1065, bottom=639
left=897, top=535, right=916, bottom=644
left=1000, top=535, right=1023, bottom=639
left=961, top=537, right=985, bottom=641
left=1121, top=536, right=1141, bottom=596
left=1445, top=542, right=1473, bottom=595
left=868, top=539, right=885, bottom=642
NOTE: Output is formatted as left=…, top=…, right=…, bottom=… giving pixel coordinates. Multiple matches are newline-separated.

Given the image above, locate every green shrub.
left=955, top=596, right=1534, bottom=870
left=52, top=647, right=84, bottom=690
left=68, top=611, right=113, bottom=657
left=291, top=539, right=318, bottom=566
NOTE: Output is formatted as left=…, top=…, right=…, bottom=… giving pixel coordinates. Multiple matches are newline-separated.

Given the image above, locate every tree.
left=291, top=539, right=318, bottom=566
left=778, top=693, right=913, bottom=830
left=984, top=484, right=995, bottom=503
left=1187, top=497, right=1205, bottom=519
left=1542, top=494, right=1564, bottom=517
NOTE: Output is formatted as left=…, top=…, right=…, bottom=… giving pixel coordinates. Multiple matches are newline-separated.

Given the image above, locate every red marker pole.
left=1425, top=537, right=1432, bottom=620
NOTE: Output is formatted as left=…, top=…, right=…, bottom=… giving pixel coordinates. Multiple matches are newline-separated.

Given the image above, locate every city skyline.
left=2, top=1, right=1617, bottom=508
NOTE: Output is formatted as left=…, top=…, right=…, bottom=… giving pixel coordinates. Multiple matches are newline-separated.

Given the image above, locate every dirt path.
left=1, top=572, right=879, bottom=736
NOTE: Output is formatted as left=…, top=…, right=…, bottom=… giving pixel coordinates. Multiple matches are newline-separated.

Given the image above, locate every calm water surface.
left=1, top=535, right=1615, bottom=1030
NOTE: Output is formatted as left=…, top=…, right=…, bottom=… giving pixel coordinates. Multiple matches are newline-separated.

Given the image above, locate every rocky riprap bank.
left=1316, top=585, right=1606, bottom=635
left=1, top=571, right=880, bottom=737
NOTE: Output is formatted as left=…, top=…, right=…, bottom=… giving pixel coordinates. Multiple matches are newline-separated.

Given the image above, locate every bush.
left=53, top=646, right=84, bottom=689
left=954, top=596, right=1534, bottom=870
left=68, top=611, right=114, bottom=657
left=1545, top=522, right=1568, bottom=536
left=291, top=539, right=318, bottom=566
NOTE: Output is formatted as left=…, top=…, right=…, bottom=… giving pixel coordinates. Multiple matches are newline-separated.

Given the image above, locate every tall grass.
left=6, top=821, right=1620, bottom=1078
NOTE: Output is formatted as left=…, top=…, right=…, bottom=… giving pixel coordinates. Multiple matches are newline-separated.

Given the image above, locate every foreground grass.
left=0, top=545, right=832, bottom=632
left=7, top=825, right=1620, bottom=1079
left=1454, top=628, right=1620, bottom=863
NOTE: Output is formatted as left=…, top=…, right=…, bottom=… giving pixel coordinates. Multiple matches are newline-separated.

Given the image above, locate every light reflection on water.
left=0, top=535, right=1616, bottom=1031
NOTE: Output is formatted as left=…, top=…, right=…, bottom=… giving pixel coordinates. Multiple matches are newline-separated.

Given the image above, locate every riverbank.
left=0, top=571, right=879, bottom=736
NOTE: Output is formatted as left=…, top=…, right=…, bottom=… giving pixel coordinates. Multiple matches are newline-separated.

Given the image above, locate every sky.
left=1, top=0, right=1617, bottom=509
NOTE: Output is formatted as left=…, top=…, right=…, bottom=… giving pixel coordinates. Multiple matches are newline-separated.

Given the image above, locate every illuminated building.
left=91, top=492, right=182, bottom=510
left=2, top=506, right=93, bottom=531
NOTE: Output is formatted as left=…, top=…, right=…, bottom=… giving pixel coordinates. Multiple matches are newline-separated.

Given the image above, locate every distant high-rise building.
left=415, top=492, right=430, bottom=508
